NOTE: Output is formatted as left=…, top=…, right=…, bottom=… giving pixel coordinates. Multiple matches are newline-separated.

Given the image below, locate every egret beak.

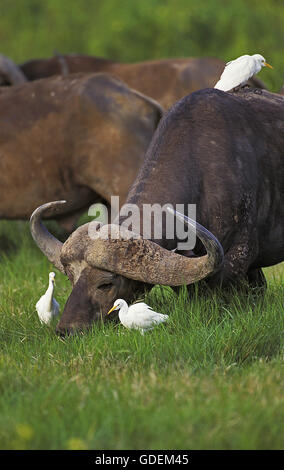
left=264, top=62, right=273, bottom=69
left=107, top=305, right=118, bottom=315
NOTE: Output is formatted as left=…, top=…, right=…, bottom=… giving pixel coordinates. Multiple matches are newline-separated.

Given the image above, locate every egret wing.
left=36, top=295, right=45, bottom=314
left=225, top=54, right=249, bottom=66
left=128, top=303, right=167, bottom=329
left=214, top=55, right=254, bottom=91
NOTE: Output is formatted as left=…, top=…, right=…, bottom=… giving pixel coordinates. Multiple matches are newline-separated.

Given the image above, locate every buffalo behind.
left=0, top=72, right=163, bottom=230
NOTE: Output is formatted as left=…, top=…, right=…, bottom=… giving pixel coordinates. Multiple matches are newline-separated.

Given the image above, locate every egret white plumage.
left=107, top=299, right=169, bottom=334
left=36, top=272, right=60, bottom=324
left=214, top=54, right=273, bottom=92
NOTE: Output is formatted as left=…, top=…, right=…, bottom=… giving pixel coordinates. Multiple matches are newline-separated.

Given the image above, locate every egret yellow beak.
left=107, top=305, right=118, bottom=315
left=264, top=62, right=273, bottom=69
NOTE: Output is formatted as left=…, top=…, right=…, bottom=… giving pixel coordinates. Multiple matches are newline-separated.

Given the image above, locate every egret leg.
left=233, top=84, right=249, bottom=93
left=253, top=88, right=263, bottom=95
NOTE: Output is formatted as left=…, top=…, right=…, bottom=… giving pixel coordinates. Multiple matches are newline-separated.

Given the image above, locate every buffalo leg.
left=56, top=211, right=82, bottom=233
left=207, top=232, right=259, bottom=289
left=56, top=196, right=110, bottom=234
left=247, top=267, right=267, bottom=290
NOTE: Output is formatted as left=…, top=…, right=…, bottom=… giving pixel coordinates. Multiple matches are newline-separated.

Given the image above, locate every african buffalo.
left=0, top=72, right=162, bottom=230
left=1, top=53, right=266, bottom=109
left=30, top=88, right=284, bottom=334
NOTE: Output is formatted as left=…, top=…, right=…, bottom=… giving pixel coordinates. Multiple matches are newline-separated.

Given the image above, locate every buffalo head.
left=30, top=201, right=223, bottom=335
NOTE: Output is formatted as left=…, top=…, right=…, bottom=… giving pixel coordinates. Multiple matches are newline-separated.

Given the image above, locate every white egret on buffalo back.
left=36, top=272, right=60, bottom=324
left=214, top=54, right=273, bottom=92
left=107, top=299, right=169, bottom=335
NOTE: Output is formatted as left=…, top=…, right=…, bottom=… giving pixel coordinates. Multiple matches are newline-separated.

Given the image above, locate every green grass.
left=0, top=220, right=284, bottom=450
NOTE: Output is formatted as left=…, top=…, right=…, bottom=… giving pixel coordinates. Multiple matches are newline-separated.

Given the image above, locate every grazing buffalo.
left=0, top=54, right=266, bottom=109
left=30, top=88, right=284, bottom=334
left=0, top=72, right=162, bottom=230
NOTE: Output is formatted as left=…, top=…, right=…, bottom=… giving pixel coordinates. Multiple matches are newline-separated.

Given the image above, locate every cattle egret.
left=107, top=299, right=169, bottom=334
left=36, top=272, right=60, bottom=324
left=214, top=54, right=273, bottom=92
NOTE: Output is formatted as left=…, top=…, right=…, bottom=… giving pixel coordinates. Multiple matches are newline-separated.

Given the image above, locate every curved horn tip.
left=0, top=54, right=28, bottom=85
left=166, top=205, right=224, bottom=273
left=30, top=200, right=67, bottom=221
left=166, top=206, right=196, bottom=230
left=166, top=206, right=174, bottom=216
left=29, top=200, right=66, bottom=274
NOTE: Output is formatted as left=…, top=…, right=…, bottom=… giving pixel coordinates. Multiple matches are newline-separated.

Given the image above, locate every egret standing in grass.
left=36, top=272, right=60, bottom=324
left=107, top=299, right=169, bottom=335
left=214, top=54, right=273, bottom=92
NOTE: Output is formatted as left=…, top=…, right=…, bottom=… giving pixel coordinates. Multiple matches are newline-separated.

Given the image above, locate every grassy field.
left=1, top=0, right=284, bottom=92
left=0, top=219, right=284, bottom=450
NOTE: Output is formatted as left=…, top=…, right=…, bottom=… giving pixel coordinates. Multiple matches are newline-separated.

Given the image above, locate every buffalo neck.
left=119, top=109, right=202, bottom=250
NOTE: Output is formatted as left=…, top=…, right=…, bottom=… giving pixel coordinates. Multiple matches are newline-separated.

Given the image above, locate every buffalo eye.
left=64, top=266, right=74, bottom=282
left=98, top=283, right=113, bottom=291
